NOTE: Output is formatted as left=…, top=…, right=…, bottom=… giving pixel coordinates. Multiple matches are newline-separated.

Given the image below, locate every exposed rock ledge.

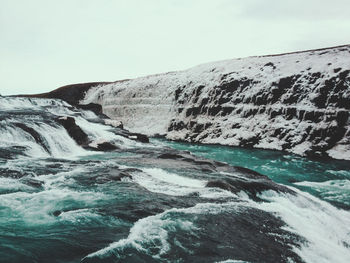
left=26, top=45, right=350, bottom=160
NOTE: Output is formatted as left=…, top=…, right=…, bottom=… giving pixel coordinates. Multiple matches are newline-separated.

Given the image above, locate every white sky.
left=1, top=0, right=350, bottom=95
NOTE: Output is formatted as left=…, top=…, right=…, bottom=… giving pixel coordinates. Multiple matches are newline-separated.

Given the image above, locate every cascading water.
left=0, top=96, right=349, bottom=263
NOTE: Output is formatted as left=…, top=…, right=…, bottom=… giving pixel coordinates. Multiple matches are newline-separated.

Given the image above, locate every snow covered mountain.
left=34, top=45, right=350, bottom=160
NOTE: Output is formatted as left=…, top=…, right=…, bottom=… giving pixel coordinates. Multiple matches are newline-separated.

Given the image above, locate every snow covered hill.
left=58, top=45, right=350, bottom=159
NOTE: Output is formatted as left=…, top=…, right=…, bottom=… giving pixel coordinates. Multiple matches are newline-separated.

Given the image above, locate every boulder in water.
left=88, top=139, right=119, bottom=151
left=128, top=133, right=149, bottom=143
left=104, top=119, right=124, bottom=129
left=52, top=210, right=62, bottom=217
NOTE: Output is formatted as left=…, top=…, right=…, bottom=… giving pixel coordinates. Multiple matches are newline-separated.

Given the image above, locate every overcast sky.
left=1, top=0, right=350, bottom=95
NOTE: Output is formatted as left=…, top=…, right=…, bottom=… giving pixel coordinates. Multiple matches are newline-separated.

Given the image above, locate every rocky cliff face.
left=79, top=45, right=350, bottom=160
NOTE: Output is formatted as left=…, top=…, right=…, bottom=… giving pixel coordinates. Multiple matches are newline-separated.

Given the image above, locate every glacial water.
left=1, top=96, right=350, bottom=263
left=155, top=139, right=350, bottom=210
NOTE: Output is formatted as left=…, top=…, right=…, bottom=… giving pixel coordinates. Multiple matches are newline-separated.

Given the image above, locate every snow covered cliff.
left=80, top=45, right=349, bottom=159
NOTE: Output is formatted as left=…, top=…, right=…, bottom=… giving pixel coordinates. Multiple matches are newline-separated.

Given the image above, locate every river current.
left=0, top=97, right=349, bottom=263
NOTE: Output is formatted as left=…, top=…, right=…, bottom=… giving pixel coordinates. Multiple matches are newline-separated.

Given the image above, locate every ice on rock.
left=82, top=45, right=350, bottom=160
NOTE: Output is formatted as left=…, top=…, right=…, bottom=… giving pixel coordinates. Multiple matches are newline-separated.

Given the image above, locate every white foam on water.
left=131, top=170, right=203, bottom=196
left=132, top=168, right=235, bottom=198
left=215, top=260, right=251, bottom=263
left=142, top=168, right=205, bottom=188
left=294, top=179, right=350, bottom=205
left=80, top=110, right=99, bottom=120
left=0, top=177, right=33, bottom=192
left=0, top=120, right=91, bottom=160
left=75, top=116, right=138, bottom=148
left=0, top=97, right=71, bottom=111
left=31, top=122, right=90, bottom=158
left=59, top=208, right=123, bottom=226
left=84, top=186, right=350, bottom=262
left=0, top=187, right=108, bottom=226
left=255, top=189, right=350, bottom=263
left=0, top=96, right=139, bottom=160
left=0, top=165, right=114, bottom=227
left=59, top=208, right=95, bottom=222
left=326, top=169, right=350, bottom=177
left=84, top=208, right=195, bottom=260
left=0, top=125, right=50, bottom=158
left=39, top=167, right=84, bottom=190
left=84, top=201, right=246, bottom=260
left=295, top=179, right=350, bottom=191
left=0, top=158, right=30, bottom=174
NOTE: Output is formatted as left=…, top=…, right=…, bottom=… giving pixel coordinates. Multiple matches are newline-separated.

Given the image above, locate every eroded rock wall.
left=82, top=45, right=350, bottom=159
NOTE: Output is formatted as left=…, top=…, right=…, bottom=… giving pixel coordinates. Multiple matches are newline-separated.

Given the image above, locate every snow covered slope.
left=82, top=45, right=350, bottom=160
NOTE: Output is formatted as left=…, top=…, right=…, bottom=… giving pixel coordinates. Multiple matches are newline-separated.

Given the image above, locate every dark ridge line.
left=259, top=44, right=350, bottom=58
left=16, top=80, right=130, bottom=105
left=14, top=43, right=350, bottom=102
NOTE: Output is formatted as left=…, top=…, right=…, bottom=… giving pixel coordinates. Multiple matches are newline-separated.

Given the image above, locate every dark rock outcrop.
left=205, top=176, right=292, bottom=200
left=56, top=116, right=122, bottom=151
left=128, top=133, right=149, bottom=143
left=88, top=141, right=119, bottom=151
left=113, top=129, right=150, bottom=143
left=77, top=103, right=105, bottom=117
left=56, top=116, right=90, bottom=146
left=96, top=168, right=137, bottom=184
left=20, top=82, right=112, bottom=105
left=52, top=210, right=62, bottom=217
left=56, top=115, right=148, bottom=151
